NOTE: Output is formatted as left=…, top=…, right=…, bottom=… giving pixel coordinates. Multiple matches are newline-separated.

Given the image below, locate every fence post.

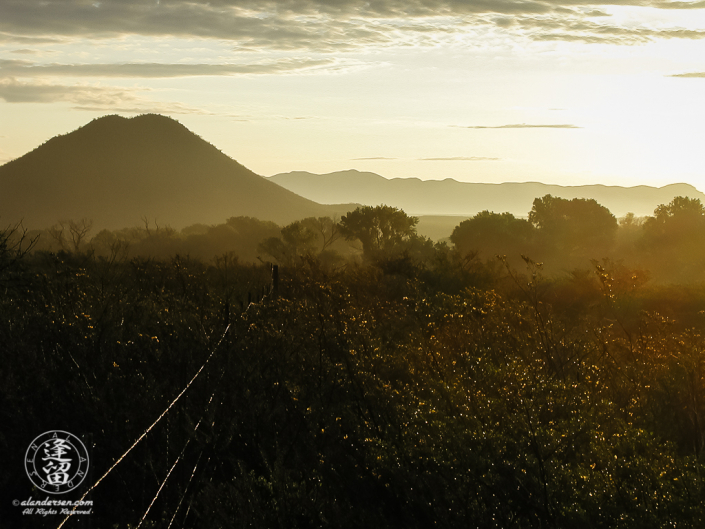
left=272, top=264, right=279, bottom=298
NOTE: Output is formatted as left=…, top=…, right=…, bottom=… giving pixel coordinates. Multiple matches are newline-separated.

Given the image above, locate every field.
left=3, top=205, right=705, bottom=527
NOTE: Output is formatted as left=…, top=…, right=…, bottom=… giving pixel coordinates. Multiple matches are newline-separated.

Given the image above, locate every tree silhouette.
left=640, top=197, right=705, bottom=281
left=451, top=210, right=533, bottom=260
left=529, top=195, right=617, bottom=256
left=0, top=220, right=38, bottom=277
left=300, top=216, right=342, bottom=252
left=259, top=220, right=321, bottom=266
left=48, top=218, right=93, bottom=252
left=643, top=196, right=705, bottom=242
left=339, top=205, right=419, bottom=259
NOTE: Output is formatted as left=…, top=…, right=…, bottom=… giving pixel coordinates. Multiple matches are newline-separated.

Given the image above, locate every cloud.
left=652, top=0, right=705, bottom=8
left=534, top=26, right=705, bottom=45
left=463, top=123, right=582, bottom=129
left=669, top=72, right=705, bottom=77
left=1, top=0, right=705, bottom=52
left=420, top=156, right=500, bottom=160
left=0, top=78, right=212, bottom=114
left=0, top=78, right=130, bottom=104
left=0, top=2, right=400, bottom=52
left=0, top=31, right=63, bottom=44
left=0, top=58, right=349, bottom=79
left=492, top=13, right=705, bottom=45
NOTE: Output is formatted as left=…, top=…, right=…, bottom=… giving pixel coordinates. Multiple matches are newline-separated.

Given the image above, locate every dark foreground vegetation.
left=3, top=195, right=705, bottom=528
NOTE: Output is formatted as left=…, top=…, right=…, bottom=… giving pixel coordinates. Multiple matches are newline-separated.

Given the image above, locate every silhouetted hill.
left=268, top=170, right=705, bottom=218
left=0, top=115, right=354, bottom=230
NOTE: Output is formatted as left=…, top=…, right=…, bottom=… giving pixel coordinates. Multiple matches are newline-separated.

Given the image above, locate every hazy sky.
left=1, top=0, right=704, bottom=189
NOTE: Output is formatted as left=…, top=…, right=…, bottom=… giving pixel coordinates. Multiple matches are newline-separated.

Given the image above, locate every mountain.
left=0, top=114, right=354, bottom=231
left=268, top=170, right=705, bottom=219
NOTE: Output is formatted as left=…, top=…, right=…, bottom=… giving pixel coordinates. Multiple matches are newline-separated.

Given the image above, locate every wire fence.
left=56, top=264, right=279, bottom=529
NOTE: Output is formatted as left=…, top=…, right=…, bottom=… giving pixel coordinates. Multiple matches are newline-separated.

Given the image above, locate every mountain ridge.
left=0, top=114, right=355, bottom=230
left=268, top=170, right=704, bottom=218
left=3, top=114, right=701, bottom=237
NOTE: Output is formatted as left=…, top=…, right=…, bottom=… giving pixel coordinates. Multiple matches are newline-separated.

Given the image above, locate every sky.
left=1, top=0, right=704, bottom=190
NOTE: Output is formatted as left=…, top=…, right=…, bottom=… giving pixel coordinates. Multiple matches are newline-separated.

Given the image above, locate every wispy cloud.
left=0, top=58, right=354, bottom=78
left=524, top=20, right=705, bottom=45
left=0, top=78, right=133, bottom=104
left=420, top=156, right=500, bottom=161
left=669, top=71, right=705, bottom=77
left=651, top=0, right=705, bottom=9
left=0, top=2, right=399, bottom=52
left=1, top=0, right=704, bottom=52
left=462, top=123, right=582, bottom=129
left=0, top=31, right=63, bottom=44
left=10, top=49, right=40, bottom=55
left=0, top=78, right=212, bottom=115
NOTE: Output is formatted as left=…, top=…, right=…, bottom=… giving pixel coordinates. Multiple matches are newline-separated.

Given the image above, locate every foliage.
left=259, top=219, right=329, bottom=267
left=645, top=196, right=705, bottom=236
left=339, top=205, right=419, bottom=260
left=529, top=194, right=618, bottom=257
left=636, top=197, right=705, bottom=282
left=3, top=240, right=705, bottom=528
left=451, top=210, right=533, bottom=263
left=642, top=196, right=705, bottom=252
left=7, top=196, right=705, bottom=527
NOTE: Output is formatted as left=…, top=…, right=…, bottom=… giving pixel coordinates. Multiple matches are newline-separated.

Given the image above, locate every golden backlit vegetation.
left=2, top=196, right=705, bottom=527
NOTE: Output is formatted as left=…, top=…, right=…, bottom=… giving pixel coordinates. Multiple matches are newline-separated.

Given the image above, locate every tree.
left=529, top=195, right=617, bottom=255
left=0, top=220, right=38, bottom=277
left=281, top=221, right=319, bottom=253
left=259, top=220, right=319, bottom=266
left=640, top=197, right=705, bottom=282
left=48, top=218, right=93, bottom=253
left=451, top=211, right=533, bottom=259
left=643, top=196, right=705, bottom=242
left=299, top=216, right=342, bottom=252
left=338, top=205, right=419, bottom=259
left=177, top=216, right=280, bottom=263
left=620, top=212, right=643, bottom=230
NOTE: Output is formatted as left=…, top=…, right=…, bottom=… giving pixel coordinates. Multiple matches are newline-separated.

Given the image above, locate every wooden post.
left=272, top=264, right=279, bottom=298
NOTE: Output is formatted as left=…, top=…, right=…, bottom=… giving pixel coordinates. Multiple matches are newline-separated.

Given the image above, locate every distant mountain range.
left=268, top=170, right=705, bottom=218
left=3, top=114, right=702, bottom=241
left=0, top=114, right=354, bottom=231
